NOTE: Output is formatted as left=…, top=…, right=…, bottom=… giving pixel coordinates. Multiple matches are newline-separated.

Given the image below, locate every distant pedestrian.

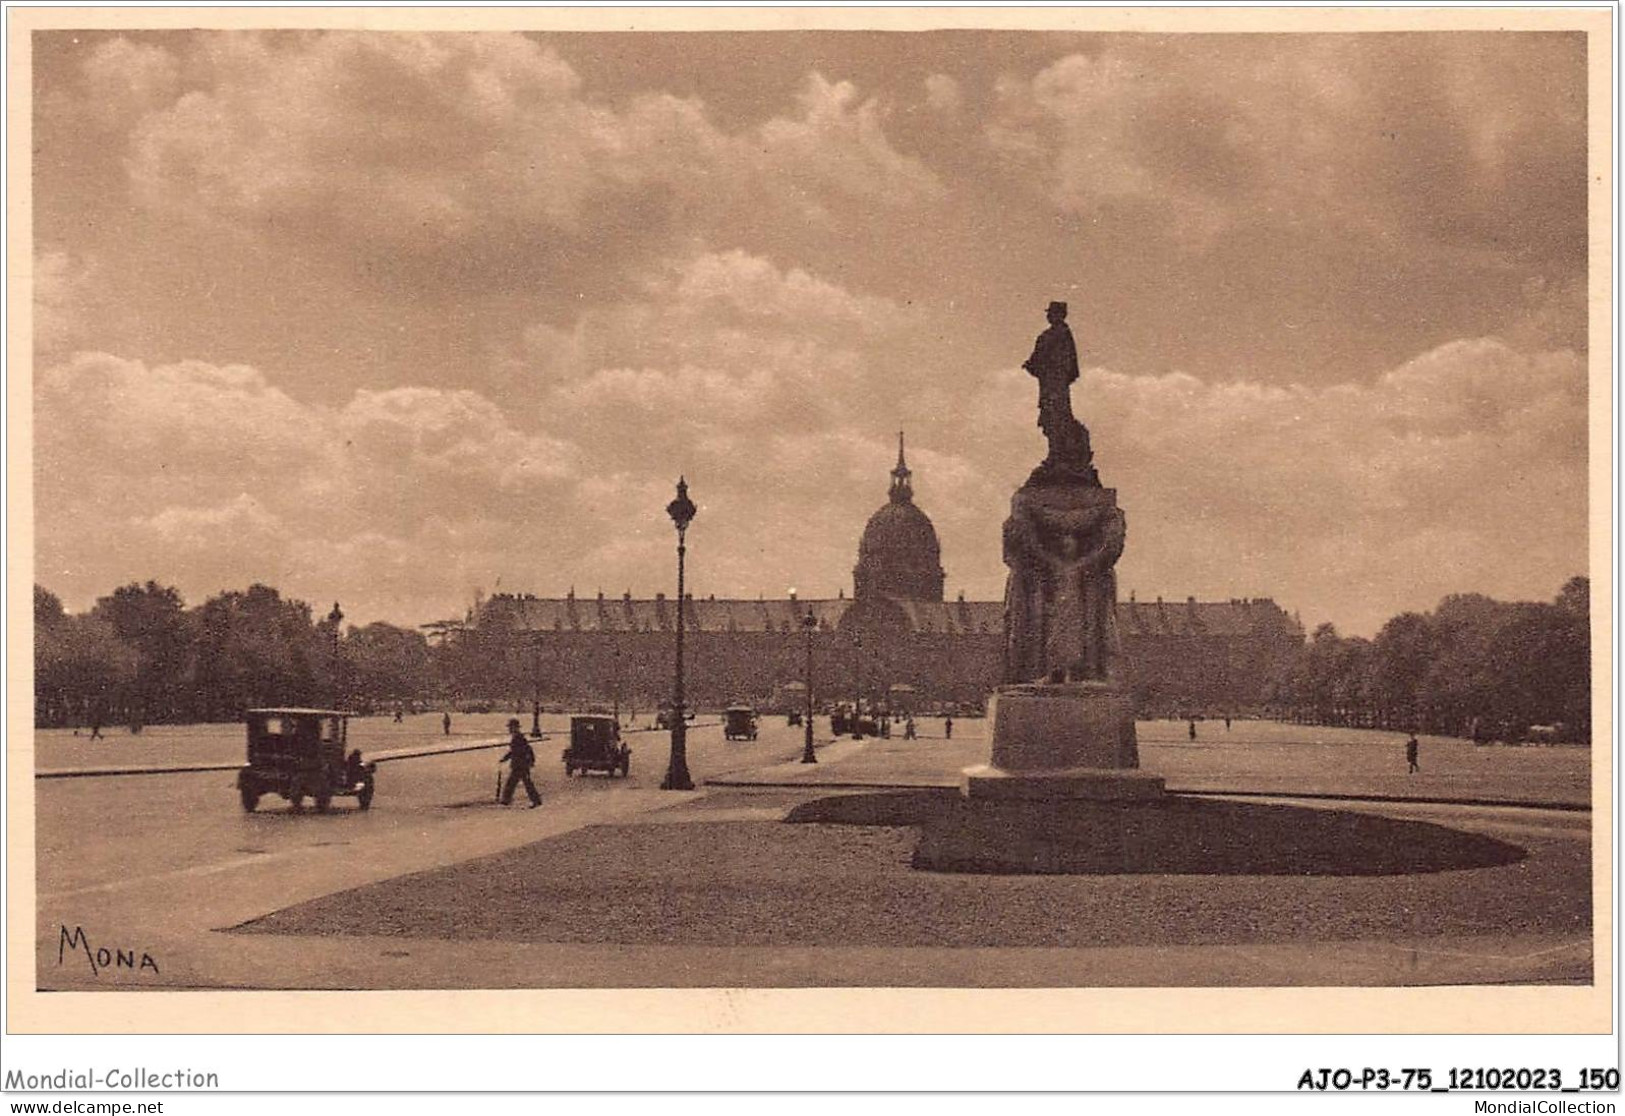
left=1224, top=715, right=1232, bottom=732
left=1188, top=718, right=1197, bottom=741
left=442, top=711, right=452, bottom=736
left=904, top=716, right=917, bottom=740
left=499, top=719, right=542, bottom=808
left=393, top=708, right=404, bottom=724
left=944, top=715, right=954, bottom=739
left=89, top=720, right=103, bottom=741
left=1406, top=733, right=1420, bottom=774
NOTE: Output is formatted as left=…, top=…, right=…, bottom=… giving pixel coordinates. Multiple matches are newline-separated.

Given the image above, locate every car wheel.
left=289, top=792, right=305, bottom=812
left=565, top=763, right=574, bottom=777
left=315, top=792, right=332, bottom=814
left=239, top=786, right=259, bottom=812
left=357, top=780, right=374, bottom=810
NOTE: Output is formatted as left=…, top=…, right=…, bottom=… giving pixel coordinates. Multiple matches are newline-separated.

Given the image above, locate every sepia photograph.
left=5, top=4, right=1613, bottom=1071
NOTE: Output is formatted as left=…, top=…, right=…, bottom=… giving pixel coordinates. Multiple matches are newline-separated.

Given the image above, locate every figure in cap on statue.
left=1022, top=301, right=1096, bottom=486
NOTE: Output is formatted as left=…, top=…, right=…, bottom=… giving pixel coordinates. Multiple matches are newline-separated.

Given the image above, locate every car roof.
left=247, top=708, right=354, bottom=717
left=725, top=704, right=755, bottom=712
left=571, top=714, right=617, bottom=723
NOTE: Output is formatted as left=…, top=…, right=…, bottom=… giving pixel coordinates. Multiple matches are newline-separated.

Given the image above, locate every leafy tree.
left=343, top=622, right=433, bottom=710
left=189, top=585, right=326, bottom=720
left=1557, top=575, right=1589, bottom=618
left=1271, top=579, right=1589, bottom=741
left=1370, top=612, right=1434, bottom=728
left=35, top=585, right=65, bottom=630
left=36, top=614, right=137, bottom=727
left=91, top=581, right=192, bottom=724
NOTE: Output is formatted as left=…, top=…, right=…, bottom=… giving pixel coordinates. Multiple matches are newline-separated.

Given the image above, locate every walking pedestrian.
left=1406, top=732, right=1420, bottom=774
left=1188, top=718, right=1197, bottom=741
left=89, top=719, right=103, bottom=741
left=442, top=711, right=452, bottom=736
left=499, top=718, right=542, bottom=807
left=944, top=714, right=954, bottom=740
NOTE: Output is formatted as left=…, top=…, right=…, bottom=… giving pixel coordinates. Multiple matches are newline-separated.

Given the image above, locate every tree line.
left=1264, top=577, right=1590, bottom=743
left=35, top=576, right=1592, bottom=741
left=34, top=581, right=437, bottom=727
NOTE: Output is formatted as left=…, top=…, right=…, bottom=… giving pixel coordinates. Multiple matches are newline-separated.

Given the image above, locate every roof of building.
left=477, top=592, right=1295, bottom=637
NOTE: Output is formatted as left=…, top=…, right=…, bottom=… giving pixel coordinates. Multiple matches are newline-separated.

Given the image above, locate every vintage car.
left=723, top=705, right=759, bottom=741
left=562, top=714, right=630, bottom=777
left=238, top=708, right=374, bottom=813
left=830, top=705, right=879, bottom=738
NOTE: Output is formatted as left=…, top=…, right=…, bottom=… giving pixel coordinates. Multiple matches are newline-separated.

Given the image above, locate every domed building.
left=456, top=435, right=1303, bottom=713
left=853, top=435, right=945, bottom=603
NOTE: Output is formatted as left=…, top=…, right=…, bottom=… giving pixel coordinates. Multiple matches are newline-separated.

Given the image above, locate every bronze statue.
left=1002, top=300, right=1125, bottom=685
left=1022, top=301, right=1097, bottom=487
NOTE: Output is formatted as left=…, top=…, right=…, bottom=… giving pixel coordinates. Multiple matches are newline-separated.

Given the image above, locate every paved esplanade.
left=34, top=712, right=794, bottom=986
left=34, top=714, right=1589, bottom=991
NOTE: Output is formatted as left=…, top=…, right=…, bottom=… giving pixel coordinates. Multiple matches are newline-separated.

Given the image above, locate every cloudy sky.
left=31, top=24, right=1591, bottom=635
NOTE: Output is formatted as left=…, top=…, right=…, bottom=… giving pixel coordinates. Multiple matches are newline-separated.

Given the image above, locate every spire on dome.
left=889, top=430, right=913, bottom=503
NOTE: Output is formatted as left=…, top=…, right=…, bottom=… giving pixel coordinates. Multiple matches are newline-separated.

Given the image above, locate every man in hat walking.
left=499, top=717, right=542, bottom=807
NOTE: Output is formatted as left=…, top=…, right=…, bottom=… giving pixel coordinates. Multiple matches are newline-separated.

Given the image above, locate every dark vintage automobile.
left=830, top=705, right=880, bottom=738
left=238, top=708, right=374, bottom=813
left=563, top=714, right=630, bottom=777
left=723, top=705, right=759, bottom=741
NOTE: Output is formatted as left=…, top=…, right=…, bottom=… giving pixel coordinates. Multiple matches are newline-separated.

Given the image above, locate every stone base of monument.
left=963, top=680, right=1161, bottom=802
left=940, top=680, right=1166, bottom=872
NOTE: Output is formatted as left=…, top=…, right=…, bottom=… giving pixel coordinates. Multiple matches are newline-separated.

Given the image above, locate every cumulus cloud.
left=988, top=36, right=1586, bottom=266
left=30, top=30, right=1592, bottom=634
left=34, top=351, right=582, bottom=622
left=98, top=32, right=940, bottom=281
left=80, top=36, right=179, bottom=125
left=936, top=335, right=1587, bottom=633
left=32, top=249, right=93, bottom=356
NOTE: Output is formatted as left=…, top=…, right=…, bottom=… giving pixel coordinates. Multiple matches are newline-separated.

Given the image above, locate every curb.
left=34, top=722, right=728, bottom=780
left=37, top=738, right=512, bottom=780
left=701, top=779, right=1590, bottom=813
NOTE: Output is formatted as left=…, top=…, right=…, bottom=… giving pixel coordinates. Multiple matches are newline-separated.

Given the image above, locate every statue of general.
left=1022, top=301, right=1097, bottom=487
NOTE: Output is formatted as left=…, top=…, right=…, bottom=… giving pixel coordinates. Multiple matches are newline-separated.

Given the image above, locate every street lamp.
left=851, top=629, right=864, bottom=740
left=661, top=477, right=697, bottom=791
left=801, top=609, right=818, bottom=764
left=327, top=602, right=345, bottom=708
left=530, top=635, right=543, bottom=738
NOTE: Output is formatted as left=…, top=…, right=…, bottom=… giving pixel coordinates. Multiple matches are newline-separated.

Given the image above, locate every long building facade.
left=449, top=439, right=1302, bottom=714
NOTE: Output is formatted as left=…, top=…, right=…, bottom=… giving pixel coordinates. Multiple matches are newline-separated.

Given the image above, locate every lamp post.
left=661, top=477, right=697, bottom=791
left=851, top=630, right=864, bottom=740
left=801, top=609, right=818, bottom=764
left=530, top=636, right=543, bottom=738
left=327, top=602, right=345, bottom=708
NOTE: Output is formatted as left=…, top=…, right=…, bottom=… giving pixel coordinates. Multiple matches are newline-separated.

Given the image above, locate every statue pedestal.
left=963, top=682, right=1163, bottom=802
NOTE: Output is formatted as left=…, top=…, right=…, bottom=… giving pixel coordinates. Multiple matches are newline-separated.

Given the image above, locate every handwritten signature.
left=58, top=925, right=159, bottom=976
